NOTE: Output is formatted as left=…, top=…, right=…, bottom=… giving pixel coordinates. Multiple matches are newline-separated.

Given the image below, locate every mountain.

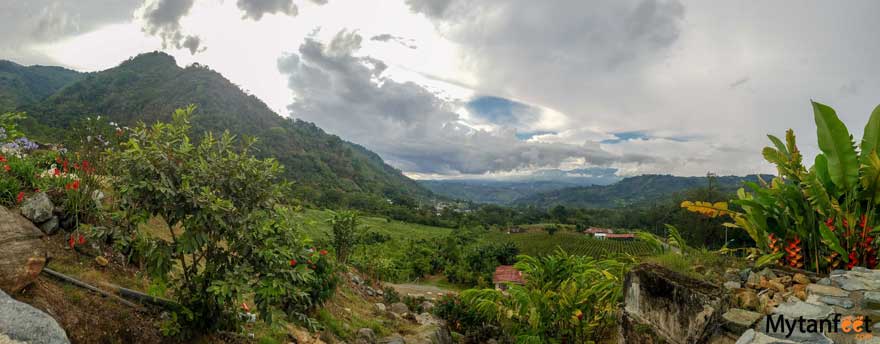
left=0, top=60, right=84, bottom=111
left=419, top=180, right=580, bottom=204
left=2, top=52, right=432, bottom=205
left=512, top=174, right=773, bottom=208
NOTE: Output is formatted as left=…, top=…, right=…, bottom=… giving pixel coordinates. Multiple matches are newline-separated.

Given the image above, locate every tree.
left=328, top=210, right=360, bottom=264
left=110, top=106, right=326, bottom=333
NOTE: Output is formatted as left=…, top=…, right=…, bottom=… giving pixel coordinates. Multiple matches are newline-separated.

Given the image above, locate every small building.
left=585, top=227, right=613, bottom=236
left=605, top=233, right=636, bottom=241
left=493, top=265, right=525, bottom=291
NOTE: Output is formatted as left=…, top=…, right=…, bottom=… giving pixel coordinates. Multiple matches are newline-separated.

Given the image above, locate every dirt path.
left=386, top=283, right=456, bottom=299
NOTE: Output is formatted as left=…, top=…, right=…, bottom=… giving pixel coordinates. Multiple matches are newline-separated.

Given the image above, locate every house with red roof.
left=493, top=265, right=525, bottom=291
left=584, top=227, right=612, bottom=236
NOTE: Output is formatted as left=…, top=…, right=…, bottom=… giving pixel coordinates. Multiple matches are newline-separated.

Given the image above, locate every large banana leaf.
left=813, top=101, right=859, bottom=191
left=819, top=222, right=848, bottom=260
left=813, top=154, right=837, bottom=196
left=802, top=168, right=837, bottom=216
left=860, top=151, right=880, bottom=204
left=860, top=104, right=880, bottom=167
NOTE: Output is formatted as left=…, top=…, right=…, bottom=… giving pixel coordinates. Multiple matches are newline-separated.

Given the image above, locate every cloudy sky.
left=3, top=0, right=880, bottom=180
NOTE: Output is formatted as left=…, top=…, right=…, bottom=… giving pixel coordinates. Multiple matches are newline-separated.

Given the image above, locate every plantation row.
left=490, top=231, right=659, bottom=258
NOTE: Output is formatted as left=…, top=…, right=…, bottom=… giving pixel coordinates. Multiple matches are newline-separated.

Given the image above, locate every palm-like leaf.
left=813, top=100, right=859, bottom=191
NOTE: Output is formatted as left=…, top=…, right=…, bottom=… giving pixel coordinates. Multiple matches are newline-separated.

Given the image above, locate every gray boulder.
left=39, top=216, right=59, bottom=235
left=390, top=302, right=409, bottom=315
left=380, top=335, right=405, bottom=344
left=419, top=301, right=434, bottom=313
left=355, top=328, right=376, bottom=344
left=20, top=193, right=53, bottom=223
left=0, top=290, right=69, bottom=344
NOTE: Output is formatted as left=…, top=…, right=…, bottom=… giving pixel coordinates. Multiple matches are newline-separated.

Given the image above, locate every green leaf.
left=860, top=151, right=880, bottom=204
left=767, top=134, right=789, bottom=158
left=819, top=222, right=848, bottom=260
left=813, top=101, right=859, bottom=191
left=802, top=169, right=835, bottom=216
left=755, top=252, right=784, bottom=268
left=860, top=104, right=880, bottom=167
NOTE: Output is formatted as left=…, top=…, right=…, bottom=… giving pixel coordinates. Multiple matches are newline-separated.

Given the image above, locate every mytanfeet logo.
left=766, top=313, right=874, bottom=340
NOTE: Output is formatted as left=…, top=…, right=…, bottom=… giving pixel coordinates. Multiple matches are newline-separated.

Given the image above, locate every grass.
left=295, top=209, right=453, bottom=241
left=485, top=230, right=659, bottom=258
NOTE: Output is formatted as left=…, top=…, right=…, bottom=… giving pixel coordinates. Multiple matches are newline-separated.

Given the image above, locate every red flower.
left=320, top=249, right=328, bottom=256
left=34, top=188, right=40, bottom=193
left=82, top=161, right=90, bottom=172
left=55, top=156, right=62, bottom=164
left=16, top=192, right=24, bottom=203
left=68, top=235, right=75, bottom=249
left=62, top=160, right=68, bottom=173
left=73, top=162, right=80, bottom=170
left=0, top=156, right=6, bottom=162
left=78, top=235, right=85, bottom=245
left=289, top=259, right=297, bottom=267
left=72, top=180, right=80, bottom=190
left=3, top=165, right=9, bottom=172
left=241, top=302, right=250, bottom=312
left=53, top=168, right=60, bottom=176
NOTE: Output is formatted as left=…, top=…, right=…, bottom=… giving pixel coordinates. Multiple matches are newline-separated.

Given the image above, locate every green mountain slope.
left=0, top=60, right=84, bottom=111
left=419, top=180, right=580, bottom=204
left=513, top=174, right=772, bottom=208
left=6, top=52, right=431, bottom=204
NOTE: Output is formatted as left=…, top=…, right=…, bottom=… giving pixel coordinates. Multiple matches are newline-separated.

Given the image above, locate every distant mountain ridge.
left=419, top=180, right=582, bottom=204
left=0, top=52, right=432, bottom=204
left=512, top=174, right=773, bottom=208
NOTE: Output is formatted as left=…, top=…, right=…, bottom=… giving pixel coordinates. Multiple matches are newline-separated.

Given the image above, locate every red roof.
left=585, top=227, right=612, bottom=234
left=605, top=233, right=635, bottom=239
left=493, top=265, right=525, bottom=284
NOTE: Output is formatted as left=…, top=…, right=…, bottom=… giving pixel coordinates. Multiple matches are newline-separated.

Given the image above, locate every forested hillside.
left=0, top=60, right=84, bottom=111
left=2, top=52, right=432, bottom=206
left=513, top=174, right=773, bottom=208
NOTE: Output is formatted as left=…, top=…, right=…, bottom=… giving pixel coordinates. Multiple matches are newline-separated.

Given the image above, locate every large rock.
left=355, top=328, right=376, bottom=344
left=38, top=216, right=59, bottom=236
left=19, top=193, right=53, bottom=224
left=0, top=289, right=69, bottom=344
left=619, top=263, right=728, bottom=344
left=722, top=309, right=762, bottom=333
left=0, top=206, right=47, bottom=293
left=390, top=302, right=409, bottom=315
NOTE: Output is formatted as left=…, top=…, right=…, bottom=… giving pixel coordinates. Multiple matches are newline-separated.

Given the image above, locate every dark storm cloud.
left=139, top=0, right=204, bottom=54
left=0, top=0, right=142, bottom=64
left=236, top=0, right=330, bottom=20
left=278, top=31, right=644, bottom=174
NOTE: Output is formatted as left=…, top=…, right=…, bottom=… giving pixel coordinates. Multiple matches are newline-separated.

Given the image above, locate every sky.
left=3, top=0, right=880, bottom=181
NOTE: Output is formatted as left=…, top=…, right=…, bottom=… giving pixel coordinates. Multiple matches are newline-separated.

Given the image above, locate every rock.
left=0, top=206, right=47, bottom=293
left=757, top=268, right=777, bottom=280
left=419, top=301, right=434, bottom=313
left=366, top=287, right=375, bottom=296
left=817, top=277, right=831, bottom=286
left=864, top=291, right=880, bottom=309
left=724, top=281, right=742, bottom=290
left=390, top=302, right=409, bottom=315
left=806, top=284, right=849, bottom=298
left=767, top=279, right=785, bottom=293
left=817, top=296, right=854, bottom=309
left=746, top=272, right=761, bottom=289
left=0, top=289, right=70, bottom=344
left=355, top=328, right=376, bottom=344
left=772, top=299, right=832, bottom=319
left=380, top=335, right=405, bottom=344
left=415, top=313, right=435, bottom=326
left=722, top=308, right=763, bottom=333
left=791, top=284, right=807, bottom=301
left=95, top=256, right=109, bottom=267
left=792, top=273, right=810, bottom=285
left=59, top=216, right=75, bottom=230
left=620, top=263, right=728, bottom=344
left=777, top=275, right=791, bottom=285
left=374, top=303, right=386, bottom=313
left=376, top=289, right=384, bottom=296
left=739, top=268, right=752, bottom=281
left=38, top=216, right=59, bottom=235
left=349, top=272, right=364, bottom=285
left=735, top=289, right=759, bottom=310
left=735, top=329, right=798, bottom=344
left=19, top=193, right=53, bottom=223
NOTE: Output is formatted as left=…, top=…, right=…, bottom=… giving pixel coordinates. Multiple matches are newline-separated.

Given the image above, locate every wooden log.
left=42, top=268, right=146, bottom=311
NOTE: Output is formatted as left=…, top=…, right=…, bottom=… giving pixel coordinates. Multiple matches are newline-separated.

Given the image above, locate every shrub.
left=328, top=210, right=360, bottom=263
left=108, top=106, right=330, bottom=334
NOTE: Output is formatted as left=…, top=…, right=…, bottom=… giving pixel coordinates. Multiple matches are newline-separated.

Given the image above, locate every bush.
left=108, top=106, right=333, bottom=334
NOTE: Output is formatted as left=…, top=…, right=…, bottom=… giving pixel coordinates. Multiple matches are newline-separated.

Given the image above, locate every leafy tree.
left=328, top=210, right=360, bottom=263
left=109, top=106, right=327, bottom=333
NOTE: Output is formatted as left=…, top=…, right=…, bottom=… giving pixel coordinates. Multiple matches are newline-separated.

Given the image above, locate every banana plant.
left=683, top=101, right=880, bottom=272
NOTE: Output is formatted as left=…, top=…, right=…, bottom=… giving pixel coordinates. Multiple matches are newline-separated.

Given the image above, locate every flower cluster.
left=290, top=247, right=330, bottom=270
left=68, top=233, right=86, bottom=249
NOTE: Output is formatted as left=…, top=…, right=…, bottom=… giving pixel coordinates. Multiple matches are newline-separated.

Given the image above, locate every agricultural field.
left=487, top=231, right=659, bottom=258
left=294, top=208, right=453, bottom=241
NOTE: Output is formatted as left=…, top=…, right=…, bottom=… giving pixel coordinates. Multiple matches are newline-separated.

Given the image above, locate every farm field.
left=295, top=208, right=453, bottom=241
left=487, top=231, right=659, bottom=258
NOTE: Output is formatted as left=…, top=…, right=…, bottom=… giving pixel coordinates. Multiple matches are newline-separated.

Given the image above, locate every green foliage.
left=459, top=250, right=630, bottom=343
left=108, top=106, right=334, bottom=334
left=328, top=210, right=360, bottom=263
